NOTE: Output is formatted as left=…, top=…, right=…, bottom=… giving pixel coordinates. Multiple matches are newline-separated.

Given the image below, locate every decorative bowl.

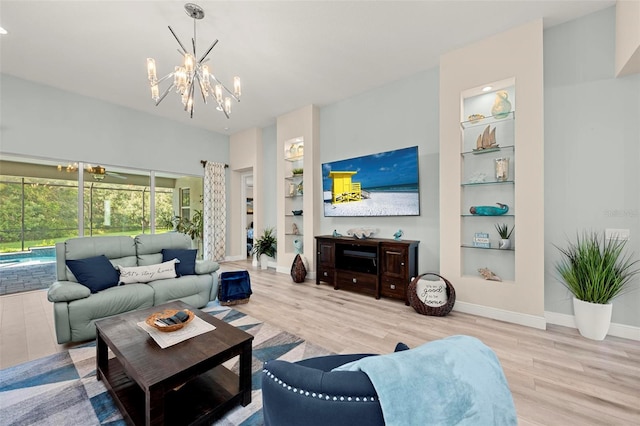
left=145, top=309, right=194, bottom=332
left=292, top=210, right=303, bottom=216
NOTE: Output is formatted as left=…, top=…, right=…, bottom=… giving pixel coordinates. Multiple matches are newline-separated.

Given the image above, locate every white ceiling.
left=0, top=1, right=615, bottom=135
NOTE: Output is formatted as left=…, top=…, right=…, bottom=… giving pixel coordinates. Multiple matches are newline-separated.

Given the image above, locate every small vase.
left=498, top=238, right=511, bottom=250
left=293, top=239, right=303, bottom=254
left=573, top=297, right=612, bottom=340
left=495, top=157, right=509, bottom=182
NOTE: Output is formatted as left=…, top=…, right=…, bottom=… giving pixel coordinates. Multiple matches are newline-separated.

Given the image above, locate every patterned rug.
left=0, top=306, right=333, bottom=426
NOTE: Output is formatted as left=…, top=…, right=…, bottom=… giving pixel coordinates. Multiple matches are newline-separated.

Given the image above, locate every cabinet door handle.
left=386, top=251, right=402, bottom=255
left=323, top=271, right=328, bottom=277
left=390, top=284, right=396, bottom=290
left=352, top=278, right=357, bottom=283
left=400, top=262, right=405, bottom=266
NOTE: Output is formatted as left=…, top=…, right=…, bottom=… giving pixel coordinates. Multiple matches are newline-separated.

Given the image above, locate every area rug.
left=0, top=306, right=333, bottom=426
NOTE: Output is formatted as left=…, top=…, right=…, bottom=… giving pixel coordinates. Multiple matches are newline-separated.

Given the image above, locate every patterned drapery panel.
left=203, top=162, right=226, bottom=261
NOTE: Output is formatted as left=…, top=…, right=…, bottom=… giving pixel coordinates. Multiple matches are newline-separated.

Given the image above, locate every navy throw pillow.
left=162, top=248, right=197, bottom=276
left=66, top=255, right=120, bottom=293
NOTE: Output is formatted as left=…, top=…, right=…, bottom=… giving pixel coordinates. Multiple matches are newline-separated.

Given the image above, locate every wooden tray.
left=145, top=309, right=194, bottom=332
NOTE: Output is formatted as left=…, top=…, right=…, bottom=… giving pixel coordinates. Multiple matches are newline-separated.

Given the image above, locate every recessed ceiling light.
left=482, top=86, right=492, bottom=92
left=0, top=27, right=8, bottom=35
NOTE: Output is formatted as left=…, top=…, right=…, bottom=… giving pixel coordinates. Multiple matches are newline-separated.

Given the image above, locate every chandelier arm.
left=211, top=74, right=240, bottom=102
left=195, top=74, right=208, bottom=104
left=155, top=83, right=176, bottom=106
left=155, top=72, right=175, bottom=86
left=168, top=26, right=189, bottom=55
left=192, top=15, right=197, bottom=54
left=189, top=82, right=196, bottom=118
left=198, top=40, right=219, bottom=64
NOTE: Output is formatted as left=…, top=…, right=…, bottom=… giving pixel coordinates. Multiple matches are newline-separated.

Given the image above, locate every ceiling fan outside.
left=57, top=163, right=127, bottom=180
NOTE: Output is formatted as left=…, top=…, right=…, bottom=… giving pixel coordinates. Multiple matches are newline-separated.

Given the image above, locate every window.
left=0, top=155, right=202, bottom=253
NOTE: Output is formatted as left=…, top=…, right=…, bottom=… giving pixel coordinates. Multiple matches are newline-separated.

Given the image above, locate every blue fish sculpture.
left=470, top=203, right=509, bottom=216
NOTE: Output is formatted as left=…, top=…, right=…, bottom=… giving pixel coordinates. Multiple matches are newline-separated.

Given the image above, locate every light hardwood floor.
left=1, top=259, right=639, bottom=425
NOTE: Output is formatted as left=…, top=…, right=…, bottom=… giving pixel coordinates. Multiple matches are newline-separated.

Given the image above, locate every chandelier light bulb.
left=224, top=97, right=232, bottom=115
left=234, top=76, right=242, bottom=98
left=145, top=3, right=241, bottom=118
left=151, top=84, right=160, bottom=101
left=146, top=58, right=157, bottom=82
left=214, top=84, right=223, bottom=104
left=184, top=53, right=195, bottom=74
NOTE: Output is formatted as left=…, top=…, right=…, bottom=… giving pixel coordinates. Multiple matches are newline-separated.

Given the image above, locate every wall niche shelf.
left=460, top=111, right=515, bottom=129
left=460, top=86, right=516, bottom=281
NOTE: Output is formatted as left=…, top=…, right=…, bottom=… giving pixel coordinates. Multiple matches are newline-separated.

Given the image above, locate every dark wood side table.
left=95, top=301, right=253, bottom=426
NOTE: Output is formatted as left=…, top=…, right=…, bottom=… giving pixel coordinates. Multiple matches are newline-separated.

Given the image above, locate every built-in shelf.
left=460, top=111, right=515, bottom=129
left=461, top=180, right=514, bottom=187
left=461, top=244, right=514, bottom=251
left=461, top=145, right=514, bottom=156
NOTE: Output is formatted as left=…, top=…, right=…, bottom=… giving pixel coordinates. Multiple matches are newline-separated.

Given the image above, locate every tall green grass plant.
left=555, top=231, right=639, bottom=304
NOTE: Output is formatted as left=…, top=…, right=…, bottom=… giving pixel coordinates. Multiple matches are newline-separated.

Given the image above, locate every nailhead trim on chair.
left=263, top=368, right=377, bottom=402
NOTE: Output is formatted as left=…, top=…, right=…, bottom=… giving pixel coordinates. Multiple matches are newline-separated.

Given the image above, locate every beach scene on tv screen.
left=322, top=146, right=420, bottom=217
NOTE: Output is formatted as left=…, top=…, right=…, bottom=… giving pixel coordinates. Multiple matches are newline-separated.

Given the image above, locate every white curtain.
left=203, top=162, right=226, bottom=261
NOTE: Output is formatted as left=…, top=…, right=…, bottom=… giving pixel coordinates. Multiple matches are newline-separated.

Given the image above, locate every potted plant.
left=252, top=226, right=277, bottom=269
left=292, top=168, right=304, bottom=176
left=176, top=210, right=204, bottom=256
left=494, top=223, right=514, bottom=249
left=554, top=231, right=639, bottom=340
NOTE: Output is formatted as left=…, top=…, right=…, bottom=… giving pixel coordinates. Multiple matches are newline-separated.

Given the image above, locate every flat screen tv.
left=322, top=146, right=420, bottom=217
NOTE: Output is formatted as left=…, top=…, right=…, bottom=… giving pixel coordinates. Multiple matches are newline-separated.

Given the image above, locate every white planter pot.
left=573, top=297, right=612, bottom=341
left=260, top=254, right=269, bottom=270
left=498, top=238, right=511, bottom=249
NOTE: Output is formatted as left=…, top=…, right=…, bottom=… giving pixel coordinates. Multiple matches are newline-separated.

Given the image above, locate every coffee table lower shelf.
left=99, top=357, right=242, bottom=426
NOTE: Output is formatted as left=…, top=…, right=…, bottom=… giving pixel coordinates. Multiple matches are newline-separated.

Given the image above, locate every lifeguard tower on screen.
left=328, top=171, right=370, bottom=204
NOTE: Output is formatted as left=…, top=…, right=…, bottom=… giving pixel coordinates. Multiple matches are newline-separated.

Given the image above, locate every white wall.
left=319, top=68, right=441, bottom=272
left=229, top=128, right=261, bottom=259
left=544, top=6, right=640, bottom=327
left=0, top=74, right=229, bottom=177
left=261, top=125, right=278, bottom=231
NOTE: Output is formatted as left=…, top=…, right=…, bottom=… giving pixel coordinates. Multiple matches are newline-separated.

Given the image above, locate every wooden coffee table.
left=95, top=301, right=253, bottom=426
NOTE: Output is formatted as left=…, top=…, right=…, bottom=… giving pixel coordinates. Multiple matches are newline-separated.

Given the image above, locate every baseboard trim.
left=545, top=311, right=640, bottom=341
left=453, top=301, right=547, bottom=330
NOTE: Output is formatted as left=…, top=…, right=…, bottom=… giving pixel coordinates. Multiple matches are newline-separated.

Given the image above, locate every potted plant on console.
left=252, top=227, right=277, bottom=270
left=554, top=231, right=639, bottom=340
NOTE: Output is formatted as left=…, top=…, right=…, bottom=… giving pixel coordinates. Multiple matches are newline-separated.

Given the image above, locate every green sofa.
left=47, top=233, right=220, bottom=344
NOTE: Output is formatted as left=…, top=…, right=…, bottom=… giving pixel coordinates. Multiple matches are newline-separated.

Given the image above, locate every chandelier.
left=146, top=3, right=241, bottom=118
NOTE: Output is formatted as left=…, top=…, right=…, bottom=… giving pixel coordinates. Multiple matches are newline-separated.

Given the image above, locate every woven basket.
left=408, top=273, right=456, bottom=316
left=145, top=309, right=194, bottom=332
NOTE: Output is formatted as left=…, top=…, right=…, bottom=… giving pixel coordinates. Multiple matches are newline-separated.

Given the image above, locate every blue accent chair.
left=262, top=344, right=408, bottom=426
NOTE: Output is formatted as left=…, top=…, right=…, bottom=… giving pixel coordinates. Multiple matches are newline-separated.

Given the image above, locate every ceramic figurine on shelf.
left=292, top=223, right=299, bottom=235
left=470, top=203, right=509, bottom=216
left=491, top=91, right=512, bottom=119
left=478, top=267, right=502, bottom=282
left=393, top=229, right=403, bottom=240
left=332, top=230, right=342, bottom=237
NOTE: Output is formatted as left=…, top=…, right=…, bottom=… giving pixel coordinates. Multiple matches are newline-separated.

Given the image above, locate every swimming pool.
left=0, top=247, right=56, bottom=267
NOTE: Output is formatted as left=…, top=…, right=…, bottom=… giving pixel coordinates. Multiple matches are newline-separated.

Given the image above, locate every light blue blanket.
left=333, top=335, right=517, bottom=425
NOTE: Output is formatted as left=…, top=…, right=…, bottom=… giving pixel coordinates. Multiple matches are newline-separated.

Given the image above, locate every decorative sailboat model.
left=474, top=125, right=499, bottom=152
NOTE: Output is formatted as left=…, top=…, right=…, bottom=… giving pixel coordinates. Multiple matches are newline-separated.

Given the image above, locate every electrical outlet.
left=605, top=229, right=630, bottom=241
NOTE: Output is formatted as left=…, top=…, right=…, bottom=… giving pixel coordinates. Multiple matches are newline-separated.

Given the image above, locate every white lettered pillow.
left=416, top=277, right=448, bottom=307
left=118, top=259, right=178, bottom=284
